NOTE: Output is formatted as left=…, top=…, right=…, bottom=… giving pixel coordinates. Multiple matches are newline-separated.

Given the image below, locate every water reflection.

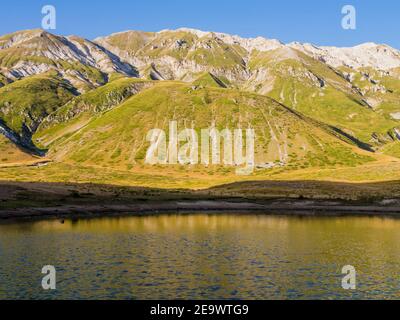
left=0, top=214, right=400, bottom=299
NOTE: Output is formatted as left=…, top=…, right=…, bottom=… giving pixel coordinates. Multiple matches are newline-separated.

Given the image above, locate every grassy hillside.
left=33, top=82, right=374, bottom=174
left=34, top=77, right=154, bottom=148
left=98, top=30, right=400, bottom=148
left=193, top=72, right=230, bottom=88
left=381, top=141, right=400, bottom=158
left=0, top=72, right=76, bottom=137
left=339, top=66, right=400, bottom=121
left=249, top=48, right=400, bottom=145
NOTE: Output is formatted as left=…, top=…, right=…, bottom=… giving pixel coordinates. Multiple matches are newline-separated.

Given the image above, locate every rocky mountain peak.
left=290, top=41, right=400, bottom=71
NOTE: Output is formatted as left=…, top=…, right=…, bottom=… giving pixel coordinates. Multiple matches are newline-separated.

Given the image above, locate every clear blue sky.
left=0, top=0, right=399, bottom=48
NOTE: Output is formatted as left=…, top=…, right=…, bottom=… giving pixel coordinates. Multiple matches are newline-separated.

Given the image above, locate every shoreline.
left=2, top=200, right=400, bottom=221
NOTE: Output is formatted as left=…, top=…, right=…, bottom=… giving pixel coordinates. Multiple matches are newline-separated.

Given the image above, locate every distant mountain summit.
left=289, top=41, right=400, bottom=70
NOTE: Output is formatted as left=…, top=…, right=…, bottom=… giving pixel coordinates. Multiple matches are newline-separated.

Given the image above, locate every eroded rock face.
left=289, top=42, right=400, bottom=71
left=94, top=28, right=400, bottom=103
left=0, top=29, right=138, bottom=92
left=94, top=29, right=284, bottom=84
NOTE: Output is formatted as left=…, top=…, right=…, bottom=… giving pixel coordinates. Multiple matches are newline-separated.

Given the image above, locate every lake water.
left=1, top=214, right=400, bottom=300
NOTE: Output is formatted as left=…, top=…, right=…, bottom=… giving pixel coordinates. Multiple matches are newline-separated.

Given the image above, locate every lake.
left=1, top=214, right=400, bottom=299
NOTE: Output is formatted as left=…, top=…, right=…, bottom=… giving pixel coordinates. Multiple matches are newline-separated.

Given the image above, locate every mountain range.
left=1, top=27, right=400, bottom=177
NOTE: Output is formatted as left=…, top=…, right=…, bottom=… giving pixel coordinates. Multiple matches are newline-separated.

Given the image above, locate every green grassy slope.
left=98, top=30, right=400, bottom=149
left=340, top=66, right=400, bottom=120
left=36, top=82, right=374, bottom=173
left=193, top=72, right=229, bottom=88
left=0, top=72, right=76, bottom=137
left=381, top=141, right=400, bottom=158
left=34, top=77, right=154, bottom=148
left=248, top=48, right=400, bottom=145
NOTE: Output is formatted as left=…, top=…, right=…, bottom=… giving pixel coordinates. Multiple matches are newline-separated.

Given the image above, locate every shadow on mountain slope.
left=0, top=120, right=48, bottom=157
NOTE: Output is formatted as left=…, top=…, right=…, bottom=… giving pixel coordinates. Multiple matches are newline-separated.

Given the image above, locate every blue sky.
left=0, top=0, right=399, bottom=48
